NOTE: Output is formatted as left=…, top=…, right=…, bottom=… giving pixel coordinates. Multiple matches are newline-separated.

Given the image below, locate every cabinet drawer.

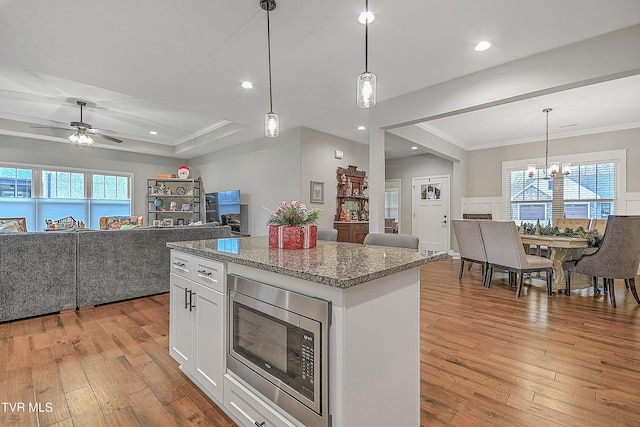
left=192, top=258, right=224, bottom=292
left=171, top=252, right=192, bottom=279
left=224, top=375, right=299, bottom=427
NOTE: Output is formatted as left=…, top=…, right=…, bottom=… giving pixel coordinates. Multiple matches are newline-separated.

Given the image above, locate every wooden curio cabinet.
left=334, top=165, right=369, bottom=243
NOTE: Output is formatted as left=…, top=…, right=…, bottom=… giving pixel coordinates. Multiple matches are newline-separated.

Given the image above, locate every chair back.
left=575, top=216, right=640, bottom=279
left=317, top=227, right=338, bottom=241
left=478, top=221, right=528, bottom=269
left=589, top=218, right=608, bottom=234
left=452, top=219, right=486, bottom=262
left=363, top=233, right=419, bottom=249
left=555, top=218, right=590, bottom=230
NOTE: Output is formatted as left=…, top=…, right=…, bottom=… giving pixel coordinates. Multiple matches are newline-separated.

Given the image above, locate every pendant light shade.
left=261, top=0, right=279, bottom=137
left=357, top=0, right=376, bottom=108
left=265, top=112, right=279, bottom=137
left=357, top=72, right=376, bottom=108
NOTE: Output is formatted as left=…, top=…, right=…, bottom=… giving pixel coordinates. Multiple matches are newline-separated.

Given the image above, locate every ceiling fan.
left=33, top=100, right=123, bottom=145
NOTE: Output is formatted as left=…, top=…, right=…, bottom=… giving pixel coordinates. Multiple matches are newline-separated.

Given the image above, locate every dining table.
left=520, top=234, right=598, bottom=293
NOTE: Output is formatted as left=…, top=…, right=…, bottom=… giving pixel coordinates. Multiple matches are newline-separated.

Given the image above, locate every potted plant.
left=266, top=201, right=320, bottom=249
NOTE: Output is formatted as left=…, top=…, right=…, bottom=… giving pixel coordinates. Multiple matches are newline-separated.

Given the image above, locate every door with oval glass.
left=412, top=175, right=450, bottom=254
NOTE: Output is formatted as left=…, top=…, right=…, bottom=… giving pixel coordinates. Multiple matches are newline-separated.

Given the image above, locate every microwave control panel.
left=300, top=332, right=315, bottom=400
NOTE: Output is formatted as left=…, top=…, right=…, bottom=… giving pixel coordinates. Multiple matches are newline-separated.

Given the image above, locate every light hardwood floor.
left=1, top=259, right=639, bottom=426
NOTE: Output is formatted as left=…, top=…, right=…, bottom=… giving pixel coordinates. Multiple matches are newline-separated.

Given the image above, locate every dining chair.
left=589, top=218, right=608, bottom=234
left=452, top=219, right=487, bottom=285
left=479, top=220, right=554, bottom=297
left=563, top=215, right=640, bottom=308
left=363, top=233, right=419, bottom=249
left=317, top=227, right=338, bottom=241
left=555, top=218, right=590, bottom=231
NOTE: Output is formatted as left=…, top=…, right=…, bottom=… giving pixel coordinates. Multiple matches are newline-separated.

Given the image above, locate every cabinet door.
left=192, top=283, right=225, bottom=402
left=352, top=223, right=369, bottom=244
left=169, top=273, right=194, bottom=366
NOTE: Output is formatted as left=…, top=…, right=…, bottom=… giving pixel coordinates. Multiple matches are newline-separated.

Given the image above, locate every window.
left=503, top=150, right=624, bottom=226
left=509, top=168, right=552, bottom=224
left=0, top=164, right=132, bottom=231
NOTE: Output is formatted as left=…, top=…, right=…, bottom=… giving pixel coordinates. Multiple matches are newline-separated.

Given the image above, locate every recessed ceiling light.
left=358, top=125, right=366, bottom=131
left=358, top=11, right=375, bottom=24
left=474, top=41, right=493, bottom=52
left=411, top=146, right=418, bottom=150
left=241, top=81, right=254, bottom=89
left=149, top=131, right=158, bottom=135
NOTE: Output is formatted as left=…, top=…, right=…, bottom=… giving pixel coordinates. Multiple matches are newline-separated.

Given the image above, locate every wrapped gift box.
left=268, top=225, right=317, bottom=249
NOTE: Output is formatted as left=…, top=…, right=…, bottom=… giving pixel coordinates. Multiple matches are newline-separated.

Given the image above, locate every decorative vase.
left=268, top=225, right=318, bottom=249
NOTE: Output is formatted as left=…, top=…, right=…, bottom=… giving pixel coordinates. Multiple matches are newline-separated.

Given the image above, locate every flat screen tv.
left=206, top=190, right=241, bottom=232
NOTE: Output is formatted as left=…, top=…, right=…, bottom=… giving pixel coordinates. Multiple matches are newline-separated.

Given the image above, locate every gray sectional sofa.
left=0, top=224, right=232, bottom=322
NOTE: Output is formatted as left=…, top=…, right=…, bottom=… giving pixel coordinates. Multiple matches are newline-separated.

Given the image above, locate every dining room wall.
left=465, top=127, right=640, bottom=198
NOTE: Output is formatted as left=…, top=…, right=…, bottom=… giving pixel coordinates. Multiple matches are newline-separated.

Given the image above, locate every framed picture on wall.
left=310, top=181, right=324, bottom=204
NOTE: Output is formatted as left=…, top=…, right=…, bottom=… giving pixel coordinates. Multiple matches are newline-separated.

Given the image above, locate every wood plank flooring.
left=1, top=258, right=639, bottom=426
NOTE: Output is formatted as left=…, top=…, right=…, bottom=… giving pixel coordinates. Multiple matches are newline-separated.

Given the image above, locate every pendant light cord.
left=267, top=9, right=274, bottom=113
left=543, top=108, right=552, bottom=176
left=364, top=0, right=369, bottom=72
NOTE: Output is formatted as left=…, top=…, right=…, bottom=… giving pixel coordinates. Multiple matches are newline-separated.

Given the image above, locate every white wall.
left=466, top=128, right=640, bottom=197
left=299, top=127, right=369, bottom=229
left=0, top=135, right=184, bottom=221
left=189, top=128, right=302, bottom=236
left=386, top=154, right=454, bottom=236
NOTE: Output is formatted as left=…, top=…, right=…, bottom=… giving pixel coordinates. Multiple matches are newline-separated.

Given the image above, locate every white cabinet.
left=169, top=251, right=225, bottom=403
left=224, top=375, right=299, bottom=427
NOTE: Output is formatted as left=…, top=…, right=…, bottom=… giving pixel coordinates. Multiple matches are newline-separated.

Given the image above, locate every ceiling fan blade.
left=30, top=124, right=74, bottom=131
left=89, top=127, right=117, bottom=135
left=94, top=133, right=123, bottom=144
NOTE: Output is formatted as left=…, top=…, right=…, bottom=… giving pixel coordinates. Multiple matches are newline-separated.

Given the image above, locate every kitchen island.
left=167, top=236, right=448, bottom=427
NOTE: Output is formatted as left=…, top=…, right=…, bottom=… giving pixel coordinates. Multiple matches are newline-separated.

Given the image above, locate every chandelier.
left=527, top=108, right=570, bottom=180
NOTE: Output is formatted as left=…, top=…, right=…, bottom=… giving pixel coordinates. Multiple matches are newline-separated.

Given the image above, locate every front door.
left=412, top=176, right=450, bottom=253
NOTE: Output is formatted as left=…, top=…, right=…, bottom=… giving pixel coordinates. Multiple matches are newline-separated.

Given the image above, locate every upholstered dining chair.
left=479, top=220, right=554, bottom=297
left=589, top=218, right=608, bottom=234
left=363, top=233, right=419, bottom=249
left=317, top=227, right=338, bottom=241
left=563, top=215, right=640, bottom=308
left=452, top=219, right=487, bottom=285
left=555, top=218, right=590, bottom=230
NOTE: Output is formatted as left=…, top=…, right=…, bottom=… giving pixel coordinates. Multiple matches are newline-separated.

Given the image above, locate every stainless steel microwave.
left=227, top=274, right=331, bottom=427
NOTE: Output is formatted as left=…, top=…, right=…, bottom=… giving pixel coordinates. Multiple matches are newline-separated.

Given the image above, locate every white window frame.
left=0, top=161, right=134, bottom=230
left=502, top=149, right=627, bottom=221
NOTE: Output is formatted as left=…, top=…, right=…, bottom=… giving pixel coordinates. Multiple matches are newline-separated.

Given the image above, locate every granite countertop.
left=167, top=236, right=449, bottom=288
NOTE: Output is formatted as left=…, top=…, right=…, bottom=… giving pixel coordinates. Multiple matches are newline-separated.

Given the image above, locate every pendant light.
left=356, top=0, right=376, bottom=108
left=527, top=108, right=570, bottom=179
left=261, top=0, right=279, bottom=137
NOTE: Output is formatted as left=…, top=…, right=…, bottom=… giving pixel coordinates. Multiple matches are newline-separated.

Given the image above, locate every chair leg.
left=628, top=278, right=640, bottom=304
left=468, top=261, right=474, bottom=271
left=607, top=278, right=617, bottom=308
left=546, top=268, right=553, bottom=296
left=592, top=276, right=599, bottom=294
left=565, top=270, right=572, bottom=296
left=516, top=271, right=524, bottom=298
left=625, top=279, right=630, bottom=289
left=481, top=263, right=487, bottom=287
left=458, top=259, right=465, bottom=280
left=485, top=266, right=493, bottom=288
